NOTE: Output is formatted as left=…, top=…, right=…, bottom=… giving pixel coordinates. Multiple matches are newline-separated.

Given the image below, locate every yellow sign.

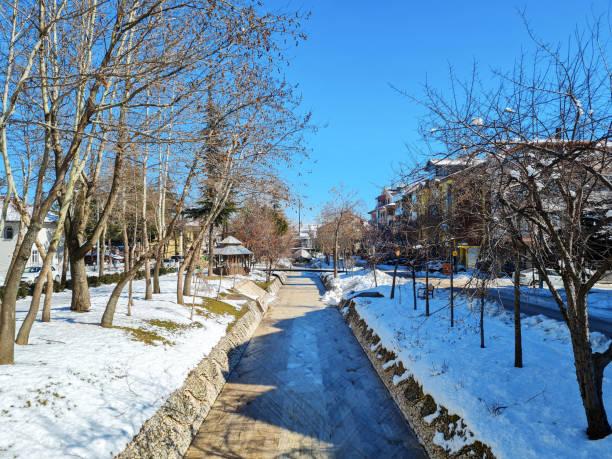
left=452, top=250, right=458, bottom=257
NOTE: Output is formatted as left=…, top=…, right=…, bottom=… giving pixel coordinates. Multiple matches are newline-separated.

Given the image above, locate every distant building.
left=0, top=199, right=64, bottom=282
left=296, top=224, right=317, bottom=251
left=368, top=187, right=399, bottom=228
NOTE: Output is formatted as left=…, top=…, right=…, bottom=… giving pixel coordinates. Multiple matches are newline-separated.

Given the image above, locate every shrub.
left=0, top=264, right=177, bottom=300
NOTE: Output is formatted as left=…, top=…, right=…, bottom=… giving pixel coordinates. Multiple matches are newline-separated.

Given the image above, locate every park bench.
left=417, top=284, right=435, bottom=299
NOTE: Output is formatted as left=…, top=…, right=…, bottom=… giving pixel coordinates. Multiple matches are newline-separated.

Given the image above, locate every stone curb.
left=116, top=277, right=284, bottom=459
left=336, top=298, right=495, bottom=459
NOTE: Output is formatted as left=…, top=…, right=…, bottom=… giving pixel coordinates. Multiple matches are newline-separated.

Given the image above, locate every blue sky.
left=273, top=0, right=611, bottom=224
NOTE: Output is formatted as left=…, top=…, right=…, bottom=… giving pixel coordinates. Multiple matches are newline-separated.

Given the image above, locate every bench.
left=417, top=284, right=435, bottom=299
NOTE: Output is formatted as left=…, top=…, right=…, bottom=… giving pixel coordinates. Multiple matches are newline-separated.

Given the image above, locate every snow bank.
left=0, top=273, right=258, bottom=457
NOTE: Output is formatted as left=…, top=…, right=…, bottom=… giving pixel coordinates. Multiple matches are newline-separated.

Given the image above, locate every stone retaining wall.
left=117, top=277, right=283, bottom=459
left=338, top=298, right=495, bottom=459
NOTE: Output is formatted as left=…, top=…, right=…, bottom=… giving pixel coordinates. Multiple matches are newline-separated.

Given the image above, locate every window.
left=31, top=250, right=39, bottom=265
left=4, top=225, right=13, bottom=240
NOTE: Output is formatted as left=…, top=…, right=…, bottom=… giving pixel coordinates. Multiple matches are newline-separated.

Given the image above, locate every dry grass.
left=196, top=297, right=249, bottom=332
left=255, top=280, right=274, bottom=290
left=113, top=326, right=175, bottom=346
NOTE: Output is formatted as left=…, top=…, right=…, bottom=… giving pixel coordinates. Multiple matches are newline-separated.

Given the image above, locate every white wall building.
left=0, top=200, right=63, bottom=283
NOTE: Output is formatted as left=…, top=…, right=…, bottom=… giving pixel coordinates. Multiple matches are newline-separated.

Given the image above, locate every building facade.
left=0, top=200, right=64, bottom=282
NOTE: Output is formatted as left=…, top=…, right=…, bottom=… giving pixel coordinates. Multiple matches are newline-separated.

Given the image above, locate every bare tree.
left=410, top=17, right=612, bottom=438
left=232, top=202, right=293, bottom=282
left=319, top=187, right=362, bottom=278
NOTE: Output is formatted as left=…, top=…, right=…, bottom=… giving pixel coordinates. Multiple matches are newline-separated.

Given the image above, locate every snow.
left=0, top=272, right=267, bottom=458
left=325, top=269, right=612, bottom=459
left=433, top=430, right=474, bottom=454
left=423, top=406, right=441, bottom=424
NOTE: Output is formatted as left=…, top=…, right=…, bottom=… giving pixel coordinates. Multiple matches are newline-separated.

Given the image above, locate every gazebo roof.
left=219, top=236, right=242, bottom=245
left=212, top=235, right=252, bottom=256
left=213, top=245, right=252, bottom=256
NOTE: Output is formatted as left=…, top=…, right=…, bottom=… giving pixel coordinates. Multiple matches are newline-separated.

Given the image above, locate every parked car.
left=519, top=268, right=563, bottom=287
left=162, top=258, right=176, bottom=269
left=427, top=260, right=444, bottom=272
left=21, top=266, right=60, bottom=284
left=170, top=255, right=185, bottom=265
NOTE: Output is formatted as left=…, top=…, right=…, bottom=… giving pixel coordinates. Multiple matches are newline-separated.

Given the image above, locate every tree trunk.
left=571, top=331, right=612, bottom=439
left=144, top=258, right=152, bottom=299
left=15, top=267, right=49, bottom=345
left=152, top=246, right=161, bottom=294
left=128, top=244, right=136, bottom=308
left=480, top=279, right=486, bottom=348
left=129, top=206, right=138, bottom=307
left=143, top=215, right=152, bottom=299
left=61, top=240, right=69, bottom=285
left=183, top=238, right=201, bottom=297
left=412, top=263, right=417, bottom=310
left=513, top=247, right=522, bottom=368
left=390, top=259, right=398, bottom=299
left=372, top=262, right=378, bottom=287
left=69, top=256, right=91, bottom=312
left=425, top=251, right=430, bottom=316
left=208, top=225, right=214, bottom=277
left=102, top=272, right=137, bottom=328
left=98, top=223, right=106, bottom=277
left=121, top=214, right=129, bottom=274
left=333, top=243, right=338, bottom=279
left=42, top=270, right=53, bottom=322
left=450, top=257, right=454, bottom=327
left=177, top=249, right=194, bottom=305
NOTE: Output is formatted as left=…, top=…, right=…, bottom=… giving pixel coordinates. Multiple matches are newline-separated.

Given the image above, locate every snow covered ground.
left=0, top=272, right=267, bottom=458
left=324, top=269, right=612, bottom=458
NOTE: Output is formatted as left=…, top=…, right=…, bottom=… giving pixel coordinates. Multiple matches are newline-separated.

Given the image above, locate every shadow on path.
left=186, top=272, right=425, bottom=458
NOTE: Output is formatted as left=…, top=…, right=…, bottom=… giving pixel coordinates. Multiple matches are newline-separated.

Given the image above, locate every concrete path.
left=186, top=272, right=425, bottom=458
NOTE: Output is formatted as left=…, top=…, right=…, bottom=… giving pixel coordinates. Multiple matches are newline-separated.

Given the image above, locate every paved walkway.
left=186, top=273, right=425, bottom=458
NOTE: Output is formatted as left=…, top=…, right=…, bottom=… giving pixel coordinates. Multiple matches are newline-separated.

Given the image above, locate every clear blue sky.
left=273, top=0, right=611, bottom=225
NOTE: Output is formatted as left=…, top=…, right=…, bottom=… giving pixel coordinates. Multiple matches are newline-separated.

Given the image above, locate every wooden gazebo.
left=212, top=236, right=253, bottom=275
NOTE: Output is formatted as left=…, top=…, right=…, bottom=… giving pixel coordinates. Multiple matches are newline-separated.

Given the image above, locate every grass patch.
left=202, top=275, right=225, bottom=281
left=218, top=288, right=238, bottom=299
left=114, top=326, right=174, bottom=346
left=255, top=280, right=274, bottom=290
left=199, top=297, right=240, bottom=316
left=198, top=297, right=248, bottom=332
left=145, top=319, right=203, bottom=332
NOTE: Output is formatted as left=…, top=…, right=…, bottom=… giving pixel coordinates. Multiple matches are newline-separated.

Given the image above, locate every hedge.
left=0, top=267, right=177, bottom=301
